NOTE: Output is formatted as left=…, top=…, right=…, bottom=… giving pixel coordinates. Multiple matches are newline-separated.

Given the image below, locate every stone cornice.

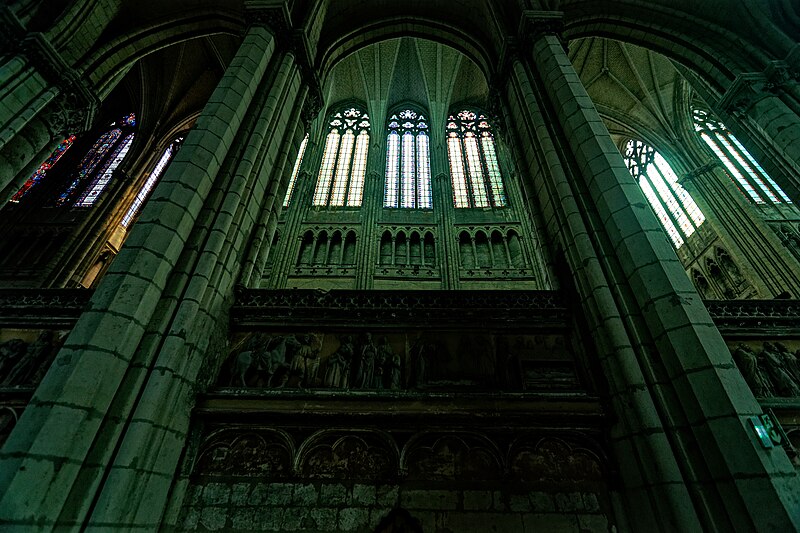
left=718, top=59, right=798, bottom=116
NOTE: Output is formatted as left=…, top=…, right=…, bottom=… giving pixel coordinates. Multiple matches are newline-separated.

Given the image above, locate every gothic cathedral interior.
left=1, top=1, right=800, bottom=531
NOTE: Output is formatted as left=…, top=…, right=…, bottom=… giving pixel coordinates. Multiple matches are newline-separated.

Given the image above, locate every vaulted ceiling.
left=323, top=37, right=488, bottom=135
left=569, top=37, right=693, bottom=152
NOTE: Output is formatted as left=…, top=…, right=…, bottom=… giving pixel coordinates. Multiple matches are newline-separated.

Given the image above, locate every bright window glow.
left=464, top=133, right=489, bottom=207
left=330, top=130, right=354, bottom=206
left=11, top=135, right=76, bottom=203
left=283, top=134, right=309, bottom=207
left=313, top=106, right=370, bottom=207
left=624, top=139, right=704, bottom=249
left=384, top=109, right=431, bottom=209
left=481, top=133, right=506, bottom=207
left=402, top=131, right=416, bottom=208
left=417, top=132, right=432, bottom=208
left=313, top=130, right=340, bottom=206
left=446, top=109, right=507, bottom=208
left=76, top=133, right=135, bottom=207
left=693, top=107, right=791, bottom=204
left=384, top=131, right=400, bottom=208
left=448, top=135, right=469, bottom=208
left=348, top=130, right=369, bottom=206
left=58, top=128, right=122, bottom=205
left=121, top=137, right=182, bottom=227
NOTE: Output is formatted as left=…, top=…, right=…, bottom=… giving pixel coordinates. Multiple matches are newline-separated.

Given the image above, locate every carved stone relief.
left=728, top=341, right=800, bottom=398
left=0, top=328, right=66, bottom=387
left=217, top=331, right=580, bottom=392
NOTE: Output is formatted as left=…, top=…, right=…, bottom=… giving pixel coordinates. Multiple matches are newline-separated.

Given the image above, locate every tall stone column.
left=0, top=4, right=307, bottom=527
left=505, top=11, right=799, bottom=531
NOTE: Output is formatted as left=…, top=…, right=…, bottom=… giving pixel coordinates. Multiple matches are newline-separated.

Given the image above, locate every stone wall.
left=178, top=480, right=611, bottom=532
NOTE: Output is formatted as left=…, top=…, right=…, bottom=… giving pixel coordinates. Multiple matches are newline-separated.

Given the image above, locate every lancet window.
left=58, top=113, right=137, bottom=207
left=121, top=136, right=183, bottom=228
left=312, top=106, right=370, bottom=207
left=446, top=110, right=507, bottom=208
left=283, top=134, right=309, bottom=207
left=624, top=139, right=705, bottom=248
left=10, top=135, right=76, bottom=203
left=384, top=109, right=432, bottom=209
left=693, top=108, right=791, bottom=204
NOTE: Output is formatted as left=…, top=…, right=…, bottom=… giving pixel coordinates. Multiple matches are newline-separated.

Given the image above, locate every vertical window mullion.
left=714, top=131, right=778, bottom=203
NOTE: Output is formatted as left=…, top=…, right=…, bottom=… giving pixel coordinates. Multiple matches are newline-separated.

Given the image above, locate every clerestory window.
left=312, top=106, right=370, bottom=207
left=283, top=133, right=309, bottom=207
left=624, top=139, right=705, bottom=248
left=121, top=136, right=183, bottom=228
left=693, top=107, right=791, bottom=204
left=59, top=113, right=137, bottom=207
left=446, top=109, right=507, bottom=208
left=384, top=108, right=432, bottom=209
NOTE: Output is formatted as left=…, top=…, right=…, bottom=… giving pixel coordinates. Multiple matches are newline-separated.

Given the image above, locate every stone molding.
left=231, top=288, right=568, bottom=328
left=3, top=26, right=100, bottom=136
left=718, top=60, right=798, bottom=116
left=246, top=1, right=323, bottom=123
left=0, top=289, right=91, bottom=327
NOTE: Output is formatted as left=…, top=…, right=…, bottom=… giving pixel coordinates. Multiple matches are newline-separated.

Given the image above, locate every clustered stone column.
left=503, top=11, right=799, bottom=532
left=0, top=4, right=312, bottom=528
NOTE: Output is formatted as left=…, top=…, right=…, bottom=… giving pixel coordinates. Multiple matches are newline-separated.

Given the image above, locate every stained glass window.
left=693, top=108, right=791, bottom=204
left=75, top=133, right=135, bottom=207
left=121, top=137, right=183, bottom=227
left=312, top=106, right=370, bottom=207
left=283, top=134, right=309, bottom=207
left=384, top=109, right=431, bottom=209
left=10, top=135, right=76, bottom=203
left=57, top=113, right=137, bottom=207
left=624, top=139, right=705, bottom=248
left=446, top=110, right=507, bottom=208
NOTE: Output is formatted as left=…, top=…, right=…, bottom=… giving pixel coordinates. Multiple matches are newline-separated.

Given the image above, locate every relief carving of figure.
left=775, top=342, right=800, bottom=385
left=2, top=332, right=55, bottom=387
left=761, top=342, right=800, bottom=397
left=290, top=334, right=320, bottom=388
left=0, top=339, right=27, bottom=382
left=732, top=344, right=771, bottom=397
left=384, top=339, right=402, bottom=391
left=324, top=335, right=353, bottom=388
left=354, top=333, right=376, bottom=389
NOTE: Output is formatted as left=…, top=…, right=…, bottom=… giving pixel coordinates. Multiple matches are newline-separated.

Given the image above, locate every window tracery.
left=10, top=135, right=77, bottom=203
left=384, top=109, right=432, bottom=209
left=446, top=110, right=507, bottom=208
left=693, top=108, right=791, bottom=204
left=624, top=139, right=705, bottom=248
left=121, top=136, right=183, bottom=228
left=58, top=113, right=137, bottom=207
left=312, top=106, right=370, bottom=207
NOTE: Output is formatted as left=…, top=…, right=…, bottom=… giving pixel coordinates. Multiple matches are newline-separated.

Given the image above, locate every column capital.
left=22, top=32, right=99, bottom=136
left=717, top=60, right=799, bottom=117
left=519, top=10, right=565, bottom=41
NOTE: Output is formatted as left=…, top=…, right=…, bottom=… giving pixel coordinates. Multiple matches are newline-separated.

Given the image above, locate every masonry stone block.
left=199, top=506, right=227, bottom=531
left=265, top=482, right=293, bottom=506
left=352, top=484, right=376, bottom=506
left=320, top=483, right=349, bottom=506
left=375, top=485, right=399, bottom=507
left=400, top=489, right=458, bottom=510
left=463, top=490, right=493, bottom=510
left=291, top=482, right=319, bottom=506
left=202, top=482, right=230, bottom=505
left=338, top=507, right=370, bottom=531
